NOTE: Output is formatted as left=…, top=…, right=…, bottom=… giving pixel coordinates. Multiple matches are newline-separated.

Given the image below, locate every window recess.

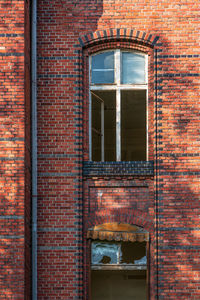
left=88, top=223, right=149, bottom=300
left=89, top=50, right=148, bottom=162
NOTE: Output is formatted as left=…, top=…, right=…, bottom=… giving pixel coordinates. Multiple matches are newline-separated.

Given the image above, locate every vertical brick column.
left=37, top=1, right=84, bottom=298
left=0, top=1, right=31, bottom=298
left=155, top=48, right=200, bottom=299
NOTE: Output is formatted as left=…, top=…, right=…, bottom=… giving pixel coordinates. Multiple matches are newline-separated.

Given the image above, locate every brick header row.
left=83, top=161, right=154, bottom=176
left=79, top=28, right=160, bottom=48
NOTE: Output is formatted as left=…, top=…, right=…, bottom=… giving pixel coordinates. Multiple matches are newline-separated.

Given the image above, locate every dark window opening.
left=121, top=90, right=146, bottom=161
left=91, top=240, right=147, bottom=300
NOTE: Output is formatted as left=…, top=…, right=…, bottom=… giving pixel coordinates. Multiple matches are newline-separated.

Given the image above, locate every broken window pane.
left=91, top=241, right=147, bottom=299
left=91, top=241, right=119, bottom=265
left=91, top=241, right=147, bottom=266
left=92, top=94, right=101, bottom=161
left=122, top=52, right=146, bottom=84
left=120, top=242, right=147, bottom=265
left=91, top=91, right=116, bottom=161
left=91, top=51, right=114, bottom=84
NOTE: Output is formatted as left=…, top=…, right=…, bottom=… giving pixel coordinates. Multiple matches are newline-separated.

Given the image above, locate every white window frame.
left=89, top=49, right=148, bottom=161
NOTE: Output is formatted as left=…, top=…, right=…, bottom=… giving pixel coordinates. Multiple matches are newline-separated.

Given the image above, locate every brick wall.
left=24, top=0, right=31, bottom=297
left=1, top=0, right=199, bottom=299
left=0, top=0, right=31, bottom=299
left=36, top=0, right=199, bottom=299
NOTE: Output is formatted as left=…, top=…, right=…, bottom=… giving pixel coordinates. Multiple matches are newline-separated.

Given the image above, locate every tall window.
left=89, top=50, right=148, bottom=161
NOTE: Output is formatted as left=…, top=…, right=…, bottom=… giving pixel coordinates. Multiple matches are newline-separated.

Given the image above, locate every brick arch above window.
left=84, top=211, right=154, bottom=236
left=87, top=223, right=149, bottom=242
left=79, top=28, right=160, bottom=49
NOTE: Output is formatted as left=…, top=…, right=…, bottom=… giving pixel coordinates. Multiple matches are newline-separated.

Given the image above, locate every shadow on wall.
left=38, top=0, right=104, bottom=34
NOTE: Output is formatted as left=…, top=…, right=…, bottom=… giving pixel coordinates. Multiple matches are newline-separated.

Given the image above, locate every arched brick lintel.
left=79, top=28, right=160, bottom=48
left=84, top=210, right=153, bottom=235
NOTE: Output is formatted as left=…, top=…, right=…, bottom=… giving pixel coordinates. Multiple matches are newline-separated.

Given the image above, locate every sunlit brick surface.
left=0, top=0, right=31, bottom=299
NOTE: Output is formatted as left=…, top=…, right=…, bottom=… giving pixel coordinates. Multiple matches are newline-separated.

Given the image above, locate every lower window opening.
left=91, top=269, right=146, bottom=300
left=91, top=240, right=147, bottom=300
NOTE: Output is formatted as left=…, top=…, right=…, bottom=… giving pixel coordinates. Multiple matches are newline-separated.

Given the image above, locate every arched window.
left=89, top=50, right=148, bottom=161
left=87, top=223, right=149, bottom=300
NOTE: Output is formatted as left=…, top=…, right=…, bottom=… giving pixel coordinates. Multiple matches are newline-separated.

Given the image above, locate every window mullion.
left=89, top=89, right=92, bottom=161
left=101, top=101, right=104, bottom=161
left=116, top=88, right=121, bottom=161
left=115, top=49, right=120, bottom=84
left=115, top=49, right=121, bottom=161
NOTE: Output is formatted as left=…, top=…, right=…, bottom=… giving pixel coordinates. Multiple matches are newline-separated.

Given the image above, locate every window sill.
left=83, top=161, right=154, bottom=177
left=91, top=264, right=147, bottom=271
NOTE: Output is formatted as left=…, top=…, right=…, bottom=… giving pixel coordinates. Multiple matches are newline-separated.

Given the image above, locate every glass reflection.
left=92, top=241, right=119, bottom=264
left=122, top=52, right=145, bottom=84
left=91, top=241, right=147, bottom=265
left=91, top=51, right=114, bottom=84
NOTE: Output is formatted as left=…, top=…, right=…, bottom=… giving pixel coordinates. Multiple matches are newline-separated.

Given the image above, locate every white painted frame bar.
left=116, top=88, right=121, bottom=161
left=101, top=101, right=104, bottom=161
left=89, top=50, right=148, bottom=162
left=145, top=55, right=149, bottom=161
left=115, top=50, right=121, bottom=161
left=90, top=85, right=147, bottom=90
left=89, top=56, right=92, bottom=160
left=115, top=50, right=120, bottom=85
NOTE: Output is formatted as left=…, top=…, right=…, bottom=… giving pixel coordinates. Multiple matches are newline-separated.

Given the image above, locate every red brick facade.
left=0, top=0, right=31, bottom=298
left=1, top=0, right=200, bottom=299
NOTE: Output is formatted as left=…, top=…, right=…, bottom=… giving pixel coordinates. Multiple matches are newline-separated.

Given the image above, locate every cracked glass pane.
left=120, top=242, right=147, bottom=265
left=91, top=241, right=120, bottom=265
